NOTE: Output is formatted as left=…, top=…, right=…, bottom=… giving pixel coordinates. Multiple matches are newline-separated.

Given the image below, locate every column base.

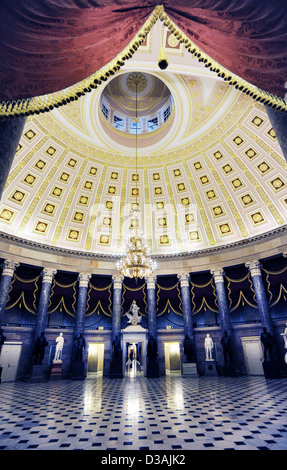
left=30, top=364, right=47, bottom=382
left=182, top=362, right=198, bottom=377
left=147, top=358, right=160, bottom=378
left=263, top=360, right=281, bottom=379
left=49, top=360, right=63, bottom=380
left=204, top=360, right=218, bottom=376
left=71, top=361, right=86, bottom=380
left=109, top=359, right=123, bottom=378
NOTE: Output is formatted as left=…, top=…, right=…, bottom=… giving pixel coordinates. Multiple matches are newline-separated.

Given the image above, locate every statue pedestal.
left=263, top=360, right=281, bottom=379
left=71, top=361, right=85, bottom=380
left=223, top=365, right=236, bottom=377
left=147, top=358, right=160, bottom=378
left=50, top=360, right=63, bottom=380
left=30, top=364, right=47, bottom=382
left=109, top=359, right=123, bottom=378
left=204, top=360, right=218, bottom=376
left=182, top=362, right=198, bottom=377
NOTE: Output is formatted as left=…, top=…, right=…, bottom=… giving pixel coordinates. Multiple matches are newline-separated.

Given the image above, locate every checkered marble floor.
left=0, top=375, right=286, bottom=451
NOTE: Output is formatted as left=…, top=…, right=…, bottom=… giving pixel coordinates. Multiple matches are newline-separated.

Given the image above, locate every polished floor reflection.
left=0, top=376, right=287, bottom=450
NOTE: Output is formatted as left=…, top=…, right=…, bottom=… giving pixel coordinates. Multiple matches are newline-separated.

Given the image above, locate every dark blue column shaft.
left=0, top=117, right=26, bottom=199
left=265, top=106, right=287, bottom=160
left=112, top=275, right=123, bottom=341
left=34, top=268, right=56, bottom=339
left=211, top=269, right=231, bottom=335
left=75, top=274, right=91, bottom=336
left=0, top=260, right=19, bottom=327
left=246, top=261, right=274, bottom=334
left=146, top=276, right=157, bottom=340
left=178, top=274, right=194, bottom=341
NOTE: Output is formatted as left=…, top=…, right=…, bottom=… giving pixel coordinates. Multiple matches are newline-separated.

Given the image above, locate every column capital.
left=145, top=274, right=157, bottom=289
left=78, top=273, right=91, bottom=288
left=2, top=259, right=20, bottom=277
left=112, top=274, right=124, bottom=289
left=210, top=267, right=225, bottom=283
left=177, top=273, right=190, bottom=287
left=245, top=260, right=262, bottom=276
left=42, top=267, right=57, bottom=284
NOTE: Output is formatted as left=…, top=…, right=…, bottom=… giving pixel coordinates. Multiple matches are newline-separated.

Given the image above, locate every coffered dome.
left=0, top=21, right=286, bottom=263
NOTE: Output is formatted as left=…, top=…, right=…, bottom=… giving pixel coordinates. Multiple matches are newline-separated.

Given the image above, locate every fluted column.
left=74, top=273, right=91, bottom=336
left=210, top=268, right=231, bottom=335
left=177, top=273, right=194, bottom=341
left=0, top=260, right=20, bottom=328
left=245, top=260, right=274, bottom=333
left=112, top=274, right=124, bottom=341
left=145, top=274, right=157, bottom=340
left=34, top=267, right=57, bottom=339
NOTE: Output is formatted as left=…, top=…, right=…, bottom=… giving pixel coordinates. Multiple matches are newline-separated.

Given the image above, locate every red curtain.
left=0, top=0, right=286, bottom=102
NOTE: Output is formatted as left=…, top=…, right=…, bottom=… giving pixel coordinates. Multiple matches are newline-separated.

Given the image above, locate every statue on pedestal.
left=54, top=332, right=64, bottom=362
left=33, top=332, right=48, bottom=365
left=220, top=330, right=233, bottom=366
left=73, top=333, right=85, bottom=362
left=147, top=335, right=158, bottom=360
left=204, top=333, right=214, bottom=361
left=260, top=327, right=273, bottom=362
left=183, top=335, right=193, bottom=362
left=112, top=335, right=121, bottom=362
left=126, top=300, right=142, bottom=325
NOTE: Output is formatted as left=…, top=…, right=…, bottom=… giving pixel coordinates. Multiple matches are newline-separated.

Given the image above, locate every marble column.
left=112, top=274, right=124, bottom=341
left=74, top=273, right=91, bottom=337
left=34, top=267, right=57, bottom=339
left=177, top=273, right=194, bottom=341
left=245, top=260, right=274, bottom=333
left=145, top=274, right=157, bottom=340
left=210, top=268, right=231, bottom=335
left=0, top=260, right=20, bottom=328
left=0, top=117, right=27, bottom=199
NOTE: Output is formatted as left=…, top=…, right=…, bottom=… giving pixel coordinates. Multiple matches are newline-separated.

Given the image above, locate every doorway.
left=164, top=341, right=181, bottom=376
left=0, top=342, right=22, bottom=382
left=125, top=342, right=143, bottom=377
left=87, top=343, right=105, bottom=377
left=241, top=336, right=264, bottom=375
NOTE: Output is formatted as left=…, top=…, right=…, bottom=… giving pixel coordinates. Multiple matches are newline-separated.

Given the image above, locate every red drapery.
left=0, top=0, right=286, bottom=104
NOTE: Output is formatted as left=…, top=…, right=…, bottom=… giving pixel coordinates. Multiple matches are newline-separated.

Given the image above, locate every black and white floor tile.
left=0, top=375, right=286, bottom=450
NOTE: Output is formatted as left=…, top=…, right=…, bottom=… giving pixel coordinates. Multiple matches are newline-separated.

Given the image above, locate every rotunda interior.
left=0, top=4, right=286, bottom=387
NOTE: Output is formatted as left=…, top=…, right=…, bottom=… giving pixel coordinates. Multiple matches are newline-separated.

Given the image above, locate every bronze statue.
left=220, top=330, right=233, bottom=366
left=73, top=333, right=86, bottom=362
left=183, top=335, right=193, bottom=362
left=261, top=327, right=273, bottom=362
left=33, top=332, right=48, bottom=365
left=112, top=335, right=121, bottom=362
left=147, top=335, right=158, bottom=359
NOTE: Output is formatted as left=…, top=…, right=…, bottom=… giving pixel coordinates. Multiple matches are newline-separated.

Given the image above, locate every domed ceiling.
left=0, top=22, right=286, bottom=258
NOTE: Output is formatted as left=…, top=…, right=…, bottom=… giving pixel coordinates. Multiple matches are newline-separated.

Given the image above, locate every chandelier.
left=116, top=73, right=155, bottom=279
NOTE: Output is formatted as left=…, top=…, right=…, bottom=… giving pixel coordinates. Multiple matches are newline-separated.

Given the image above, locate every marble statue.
left=280, top=323, right=287, bottom=364
left=54, top=332, right=64, bottom=361
left=204, top=333, right=214, bottom=361
left=126, top=300, right=142, bottom=325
